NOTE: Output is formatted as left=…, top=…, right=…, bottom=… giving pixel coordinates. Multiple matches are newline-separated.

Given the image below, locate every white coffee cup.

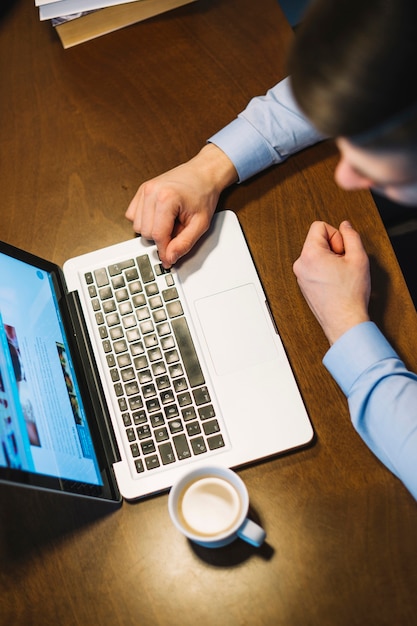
left=168, top=465, right=266, bottom=548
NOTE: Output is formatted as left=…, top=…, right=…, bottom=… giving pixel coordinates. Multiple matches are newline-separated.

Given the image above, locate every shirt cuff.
left=208, top=117, right=278, bottom=182
left=323, top=321, right=398, bottom=396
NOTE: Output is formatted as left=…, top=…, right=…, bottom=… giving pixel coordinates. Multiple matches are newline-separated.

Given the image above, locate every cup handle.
left=237, top=518, right=266, bottom=547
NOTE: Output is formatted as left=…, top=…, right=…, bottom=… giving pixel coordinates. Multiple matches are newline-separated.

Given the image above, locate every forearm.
left=209, top=76, right=324, bottom=182
left=324, top=322, right=417, bottom=499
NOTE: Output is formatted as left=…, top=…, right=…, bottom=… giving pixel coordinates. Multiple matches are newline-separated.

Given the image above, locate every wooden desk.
left=1, top=1, right=416, bottom=624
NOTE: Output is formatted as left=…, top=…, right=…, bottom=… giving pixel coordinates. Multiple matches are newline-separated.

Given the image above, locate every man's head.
left=288, top=0, right=417, bottom=204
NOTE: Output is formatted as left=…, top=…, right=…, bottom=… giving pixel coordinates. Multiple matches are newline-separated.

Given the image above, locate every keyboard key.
left=152, top=361, right=167, bottom=376
left=126, top=328, right=140, bottom=343
left=164, top=404, right=179, bottom=419
left=144, top=334, right=158, bottom=348
left=162, top=287, right=178, bottom=302
left=181, top=407, right=196, bottom=421
left=148, top=347, right=162, bottom=362
left=126, top=427, right=136, bottom=442
left=178, top=391, right=192, bottom=407
left=141, top=440, right=156, bottom=455
left=102, top=339, right=112, bottom=353
left=198, top=405, right=216, bottom=421
left=161, top=336, right=175, bottom=350
left=173, top=434, right=191, bottom=460
left=129, top=281, right=143, bottom=295
left=103, top=300, right=116, bottom=313
left=99, top=327, right=108, bottom=339
left=125, top=267, right=139, bottom=281
left=193, top=386, right=211, bottom=406
left=94, top=268, right=109, bottom=287
left=114, top=383, right=123, bottom=397
left=121, top=367, right=135, bottom=382
left=110, top=326, right=124, bottom=340
left=167, top=301, right=183, bottom=318
left=171, top=317, right=205, bottom=388
left=156, top=375, right=170, bottom=390
left=153, top=309, right=167, bottom=323
left=160, top=389, right=175, bottom=405
left=132, top=293, right=146, bottom=308
left=134, top=355, right=148, bottom=370
left=149, top=295, right=163, bottom=310
left=130, top=342, right=145, bottom=356
left=159, top=442, right=176, bottom=465
left=207, top=434, right=225, bottom=450
left=110, top=368, right=120, bottom=382
left=129, top=396, right=143, bottom=411
left=130, top=443, right=140, bottom=457
left=132, top=410, right=147, bottom=425
left=146, top=398, right=161, bottom=413
left=150, top=413, right=165, bottom=427
left=168, top=419, right=183, bottom=434
left=114, top=339, right=128, bottom=353
left=115, top=288, right=129, bottom=302
left=145, top=283, right=159, bottom=297
left=122, top=413, right=132, bottom=426
left=186, top=421, right=201, bottom=436
left=123, top=314, right=137, bottom=329
left=112, top=275, right=125, bottom=289
left=106, top=313, right=120, bottom=327
left=99, top=286, right=112, bottom=300
left=138, top=369, right=152, bottom=384
left=203, top=419, right=220, bottom=435
left=135, top=459, right=145, bottom=473
left=117, top=353, right=132, bottom=368
left=119, top=302, right=133, bottom=315
left=108, top=259, right=134, bottom=276
left=190, top=436, right=207, bottom=455
left=125, top=381, right=139, bottom=396
left=173, top=378, right=188, bottom=392
left=145, top=455, right=160, bottom=470
left=137, top=255, right=155, bottom=283
left=137, top=424, right=151, bottom=439
left=142, top=383, right=156, bottom=398
left=154, top=427, right=169, bottom=442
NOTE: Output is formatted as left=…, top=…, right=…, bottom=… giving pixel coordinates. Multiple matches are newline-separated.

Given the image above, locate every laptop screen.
left=0, top=245, right=113, bottom=497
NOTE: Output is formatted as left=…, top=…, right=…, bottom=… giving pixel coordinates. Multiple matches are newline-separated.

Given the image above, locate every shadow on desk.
left=188, top=505, right=275, bottom=567
left=190, top=537, right=275, bottom=567
left=373, top=192, right=417, bottom=309
left=0, top=483, right=119, bottom=563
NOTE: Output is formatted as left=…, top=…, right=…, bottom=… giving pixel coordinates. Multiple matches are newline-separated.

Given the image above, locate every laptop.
left=0, top=210, right=313, bottom=502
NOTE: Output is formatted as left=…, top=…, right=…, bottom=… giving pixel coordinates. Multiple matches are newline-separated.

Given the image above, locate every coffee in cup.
left=168, top=465, right=266, bottom=548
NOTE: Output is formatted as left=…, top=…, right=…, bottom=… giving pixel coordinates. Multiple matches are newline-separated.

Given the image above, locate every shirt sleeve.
left=208, top=76, right=324, bottom=182
left=323, top=321, right=417, bottom=500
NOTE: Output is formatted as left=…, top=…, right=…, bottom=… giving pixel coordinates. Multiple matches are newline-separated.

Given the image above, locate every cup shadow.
left=187, top=506, right=275, bottom=567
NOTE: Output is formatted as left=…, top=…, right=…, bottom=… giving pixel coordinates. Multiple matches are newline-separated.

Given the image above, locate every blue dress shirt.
left=209, top=76, right=323, bottom=181
left=209, top=77, right=417, bottom=499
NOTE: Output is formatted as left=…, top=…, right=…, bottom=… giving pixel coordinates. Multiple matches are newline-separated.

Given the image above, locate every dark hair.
left=288, top=0, right=417, bottom=151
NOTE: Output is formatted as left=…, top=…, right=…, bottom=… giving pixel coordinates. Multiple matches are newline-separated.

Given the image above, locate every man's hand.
left=125, top=144, right=237, bottom=268
left=293, top=220, right=371, bottom=345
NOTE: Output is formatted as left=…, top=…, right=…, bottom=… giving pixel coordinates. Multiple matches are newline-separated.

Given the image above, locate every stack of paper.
left=35, top=0, right=197, bottom=48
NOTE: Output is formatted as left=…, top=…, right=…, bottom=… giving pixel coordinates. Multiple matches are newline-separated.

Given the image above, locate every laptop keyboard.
left=83, top=254, right=225, bottom=476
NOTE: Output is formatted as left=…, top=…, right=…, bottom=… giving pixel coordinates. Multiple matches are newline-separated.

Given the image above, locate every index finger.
left=304, top=221, right=344, bottom=253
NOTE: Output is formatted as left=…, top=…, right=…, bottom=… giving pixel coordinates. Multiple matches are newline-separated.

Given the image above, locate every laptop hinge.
left=62, top=290, right=121, bottom=467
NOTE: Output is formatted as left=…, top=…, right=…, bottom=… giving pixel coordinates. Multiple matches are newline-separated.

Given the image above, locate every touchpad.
left=195, top=284, right=278, bottom=376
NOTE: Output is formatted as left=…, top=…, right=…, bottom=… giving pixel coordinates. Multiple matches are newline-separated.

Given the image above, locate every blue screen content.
left=0, top=252, right=103, bottom=486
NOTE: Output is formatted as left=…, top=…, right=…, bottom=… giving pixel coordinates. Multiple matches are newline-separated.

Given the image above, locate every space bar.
left=171, top=317, right=205, bottom=388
